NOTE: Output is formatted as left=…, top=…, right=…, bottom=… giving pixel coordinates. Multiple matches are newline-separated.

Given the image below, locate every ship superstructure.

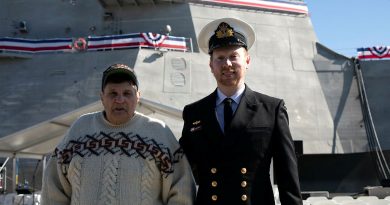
left=1, top=0, right=389, bottom=198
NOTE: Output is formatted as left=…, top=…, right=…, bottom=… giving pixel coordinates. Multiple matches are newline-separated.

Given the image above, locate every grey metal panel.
left=163, top=54, right=191, bottom=93
left=0, top=0, right=105, bottom=38
left=135, top=49, right=213, bottom=110
left=100, top=0, right=123, bottom=7
left=359, top=60, right=390, bottom=150
left=313, top=43, right=368, bottom=153
left=0, top=49, right=139, bottom=137
left=0, top=0, right=194, bottom=39
left=299, top=152, right=381, bottom=193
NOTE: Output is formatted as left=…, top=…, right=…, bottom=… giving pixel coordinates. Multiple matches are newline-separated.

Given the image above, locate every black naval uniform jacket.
left=180, top=86, right=302, bottom=205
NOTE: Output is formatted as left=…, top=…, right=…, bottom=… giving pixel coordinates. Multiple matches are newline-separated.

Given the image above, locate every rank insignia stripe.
left=192, top=120, right=201, bottom=125
left=190, top=126, right=202, bottom=132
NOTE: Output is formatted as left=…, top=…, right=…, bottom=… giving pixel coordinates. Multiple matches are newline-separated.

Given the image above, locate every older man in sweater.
left=41, top=63, right=196, bottom=205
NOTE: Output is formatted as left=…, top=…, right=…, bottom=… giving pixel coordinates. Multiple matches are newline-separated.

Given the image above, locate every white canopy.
left=0, top=98, right=182, bottom=159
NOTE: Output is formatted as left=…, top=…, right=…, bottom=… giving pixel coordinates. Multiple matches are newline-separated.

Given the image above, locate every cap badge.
left=192, top=120, right=201, bottom=125
left=215, top=22, right=234, bottom=39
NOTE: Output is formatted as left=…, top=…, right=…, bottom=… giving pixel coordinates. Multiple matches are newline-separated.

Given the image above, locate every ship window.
left=19, top=21, right=28, bottom=33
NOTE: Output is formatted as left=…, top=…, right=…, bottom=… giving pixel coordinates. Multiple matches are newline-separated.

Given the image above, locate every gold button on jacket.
left=211, top=168, right=217, bottom=174
left=241, top=168, right=247, bottom=174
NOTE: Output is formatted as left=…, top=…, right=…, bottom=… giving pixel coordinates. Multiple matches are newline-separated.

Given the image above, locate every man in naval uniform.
left=179, top=18, right=303, bottom=205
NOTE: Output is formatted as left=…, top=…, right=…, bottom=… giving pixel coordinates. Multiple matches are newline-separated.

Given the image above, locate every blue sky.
left=305, top=0, right=390, bottom=57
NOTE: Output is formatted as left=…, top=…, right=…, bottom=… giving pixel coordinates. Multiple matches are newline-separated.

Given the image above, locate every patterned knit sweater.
left=41, top=111, right=196, bottom=205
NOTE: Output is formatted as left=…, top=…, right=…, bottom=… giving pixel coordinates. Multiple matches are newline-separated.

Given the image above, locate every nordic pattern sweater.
left=41, top=111, right=196, bottom=205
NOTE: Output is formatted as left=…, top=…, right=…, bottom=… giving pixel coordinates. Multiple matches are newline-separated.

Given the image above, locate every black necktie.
left=224, top=98, right=233, bottom=132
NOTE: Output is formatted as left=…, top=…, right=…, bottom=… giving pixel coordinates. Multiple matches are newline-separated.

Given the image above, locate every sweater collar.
left=100, top=111, right=139, bottom=128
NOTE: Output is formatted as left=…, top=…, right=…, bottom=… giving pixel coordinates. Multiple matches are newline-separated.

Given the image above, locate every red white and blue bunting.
left=0, top=33, right=187, bottom=54
left=0, top=37, right=72, bottom=53
left=357, top=46, right=390, bottom=60
left=88, top=33, right=187, bottom=51
left=200, top=0, right=308, bottom=14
